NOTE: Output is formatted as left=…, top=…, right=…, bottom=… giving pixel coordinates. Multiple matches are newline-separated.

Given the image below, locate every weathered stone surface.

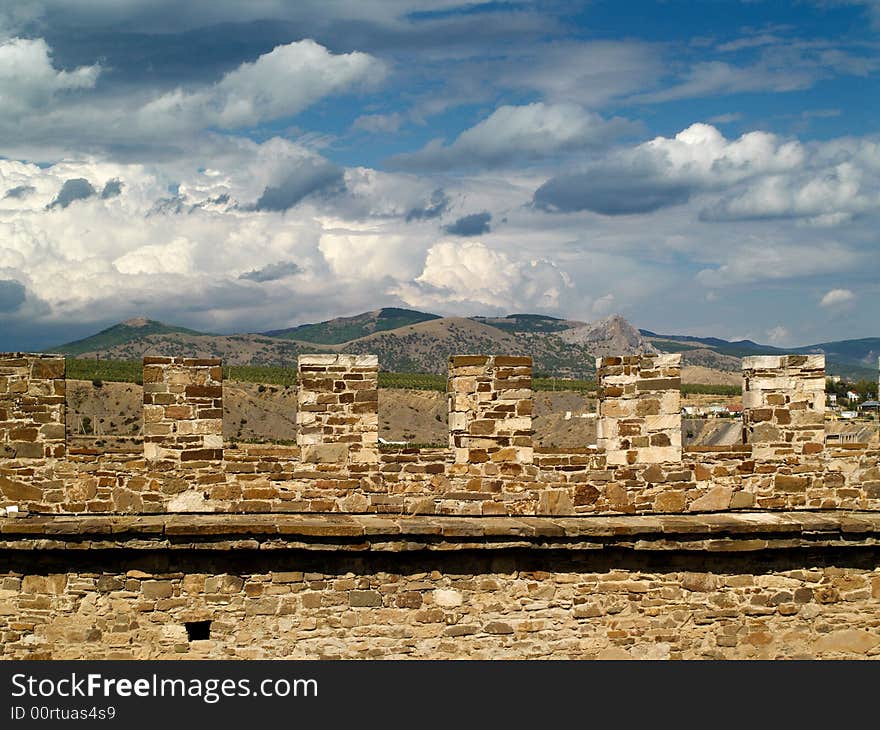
left=597, top=354, right=681, bottom=465
left=297, top=354, right=378, bottom=465
left=448, top=354, right=533, bottom=471
left=142, top=357, right=222, bottom=463
left=742, top=355, right=826, bottom=456
left=0, top=354, right=65, bottom=459
left=813, top=630, right=879, bottom=655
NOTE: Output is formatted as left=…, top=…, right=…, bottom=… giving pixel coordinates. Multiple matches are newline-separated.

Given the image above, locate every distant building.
left=847, top=390, right=861, bottom=402
left=860, top=400, right=880, bottom=412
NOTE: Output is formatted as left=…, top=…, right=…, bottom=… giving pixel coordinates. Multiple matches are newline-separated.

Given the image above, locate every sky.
left=0, top=0, right=878, bottom=351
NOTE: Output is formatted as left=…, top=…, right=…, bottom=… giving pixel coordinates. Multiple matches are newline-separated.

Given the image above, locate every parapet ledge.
left=3, top=511, right=880, bottom=553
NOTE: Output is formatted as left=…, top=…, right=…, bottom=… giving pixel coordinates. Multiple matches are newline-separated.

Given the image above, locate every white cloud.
left=820, top=288, right=856, bottom=307
left=535, top=123, right=805, bottom=214
left=498, top=41, right=662, bottom=107
left=536, top=123, right=880, bottom=227
left=701, top=156, right=880, bottom=223
left=140, top=40, right=384, bottom=132
left=0, top=38, right=383, bottom=159
left=391, top=102, right=634, bottom=170
left=766, top=325, right=791, bottom=346
left=352, top=112, right=403, bottom=133
left=0, top=38, right=99, bottom=117
left=393, top=240, right=572, bottom=312
left=695, top=241, right=858, bottom=287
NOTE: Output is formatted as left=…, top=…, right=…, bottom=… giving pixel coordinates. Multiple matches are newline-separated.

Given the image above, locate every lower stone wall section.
left=3, top=548, right=880, bottom=659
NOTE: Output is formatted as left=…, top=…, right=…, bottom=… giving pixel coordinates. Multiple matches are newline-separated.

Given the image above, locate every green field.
left=64, top=358, right=741, bottom=395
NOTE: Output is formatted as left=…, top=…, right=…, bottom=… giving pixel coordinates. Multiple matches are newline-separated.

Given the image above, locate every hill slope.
left=54, top=318, right=208, bottom=356
left=52, top=310, right=875, bottom=381
left=53, top=311, right=658, bottom=377
left=263, top=308, right=440, bottom=344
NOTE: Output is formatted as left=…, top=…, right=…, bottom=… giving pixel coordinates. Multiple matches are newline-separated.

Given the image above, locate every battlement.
left=0, top=351, right=877, bottom=517
left=0, top=353, right=66, bottom=460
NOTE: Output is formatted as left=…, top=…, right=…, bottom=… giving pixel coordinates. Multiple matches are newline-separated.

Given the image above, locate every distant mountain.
left=323, top=316, right=603, bottom=377
left=796, top=338, right=880, bottom=373
left=562, top=314, right=657, bottom=357
left=643, top=330, right=878, bottom=380
left=51, top=311, right=655, bottom=378
left=54, top=318, right=208, bottom=356
left=471, top=313, right=581, bottom=334
left=263, top=308, right=440, bottom=344
left=52, top=311, right=875, bottom=382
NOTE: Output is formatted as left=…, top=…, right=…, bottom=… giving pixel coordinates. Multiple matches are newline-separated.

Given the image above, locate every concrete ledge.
left=3, top=511, right=880, bottom=553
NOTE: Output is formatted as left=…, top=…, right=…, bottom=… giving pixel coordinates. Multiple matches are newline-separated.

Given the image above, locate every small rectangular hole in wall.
left=184, top=620, right=211, bottom=641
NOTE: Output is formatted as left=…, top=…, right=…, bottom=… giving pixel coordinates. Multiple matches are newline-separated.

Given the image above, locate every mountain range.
left=51, top=309, right=879, bottom=381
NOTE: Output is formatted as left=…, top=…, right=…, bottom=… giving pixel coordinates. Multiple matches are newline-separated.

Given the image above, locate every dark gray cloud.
left=101, top=178, right=124, bottom=198
left=252, top=160, right=344, bottom=212
left=3, top=185, right=36, bottom=199
left=0, top=280, right=26, bottom=313
left=533, top=172, right=693, bottom=215
left=48, top=178, right=96, bottom=209
left=444, top=211, right=491, bottom=236
left=238, top=260, right=302, bottom=282
left=405, top=189, right=449, bottom=221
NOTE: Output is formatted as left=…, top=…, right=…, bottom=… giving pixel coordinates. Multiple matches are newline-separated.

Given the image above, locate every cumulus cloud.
left=444, top=211, right=491, bottom=236
left=0, top=38, right=383, bottom=159
left=391, top=103, right=634, bottom=171
left=139, top=40, right=383, bottom=133
left=239, top=261, right=302, bottom=282
left=252, top=159, right=344, bottom=212
left=101, top=179, right=123, bottom=199
left=0, top=37, right=99, bottom=117
left=405, top=189, right=450, bottom=221
left=701, top=159, right=880, bottom=224
left=820, top=288, right=856, bottom=307
left=535, top=172, right=692, bottom=215
left=47, top=178, right=95, bottom=209
left=3, top=184, right=35, bottom=199
left=534, top=123, right=809, bottom=216
left=394, top=241, right=573, bottom=312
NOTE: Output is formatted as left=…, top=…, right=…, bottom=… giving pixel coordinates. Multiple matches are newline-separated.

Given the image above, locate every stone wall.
left=0, top=354, right=65, bottom=459
left=742, top=354, right=825, bottom=458
left=297, top=355, right=378, bottom=466
left=1, top=440, right=878, bottom=517
left=0, top=350, right=877, bottom=517
left=4, top=512, right=880, bottom=659
left=143, top=357, right=223, bottom=463
left=447, top=355, right=533, bottom=489
left=596, top=354, right=681, bottom=465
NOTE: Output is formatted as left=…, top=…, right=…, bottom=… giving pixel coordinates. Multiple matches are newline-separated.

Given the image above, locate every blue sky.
left=0, top=0, right=878, bottom=350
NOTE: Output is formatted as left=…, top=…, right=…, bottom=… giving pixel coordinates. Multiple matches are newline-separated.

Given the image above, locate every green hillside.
left=471, top=314, right=575, bottom=334
left=264, top=308, right=440, bottom=344
left=53, top=319, right=207, bottom=356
